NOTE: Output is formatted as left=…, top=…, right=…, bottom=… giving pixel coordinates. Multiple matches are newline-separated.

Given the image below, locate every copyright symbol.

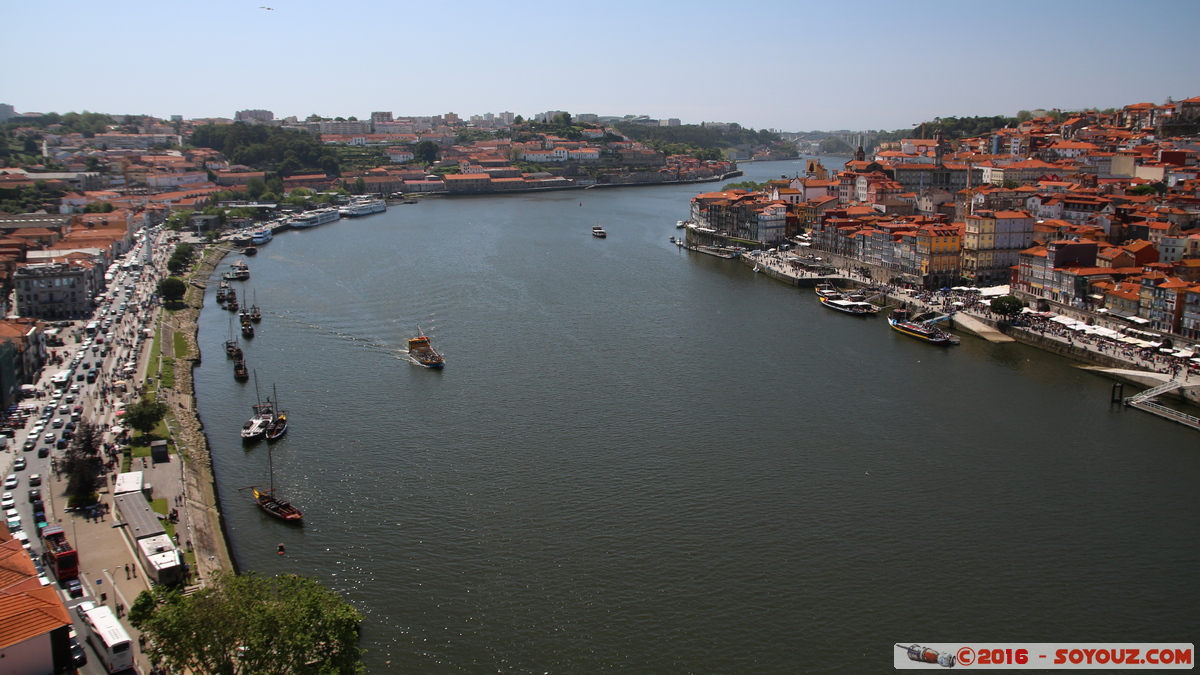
left=957, top=647, right=975, bottom=666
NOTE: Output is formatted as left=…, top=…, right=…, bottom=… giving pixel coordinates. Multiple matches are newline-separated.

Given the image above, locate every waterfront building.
left=961, top=210, right=1034, bottom=287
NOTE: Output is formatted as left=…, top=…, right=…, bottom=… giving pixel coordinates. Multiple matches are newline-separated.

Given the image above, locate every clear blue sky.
left=5, top=0, right=1199, bottom=132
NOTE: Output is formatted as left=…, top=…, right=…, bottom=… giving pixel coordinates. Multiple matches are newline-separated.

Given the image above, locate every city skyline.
left=4, top=0, right=1200, bottom=132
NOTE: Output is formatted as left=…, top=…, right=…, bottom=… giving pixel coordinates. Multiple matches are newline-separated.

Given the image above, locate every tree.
left=513, top=114, right=523, bottom=125
left=245, top=178, right=266, bottom=200
left=413, top=140, right=439, bottom=165
left=157, top=277, right=187, bottom=303
left=124, top=398, right=168, bottom=438
left=131, top=571, right=364, bottom=675
left=990, top=294, right=1025, bottom=319
left=353, top=176, right=366, bottom=194
left=62, top=421, right=103, bottom=506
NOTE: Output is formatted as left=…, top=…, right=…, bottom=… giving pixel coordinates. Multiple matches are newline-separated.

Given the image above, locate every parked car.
left=0, top=494, right=13, bottom=509
left=3, top=475, right=17, bottom=489
left=27, top=488, right=40, bottom=502
left=51, top=418, right=64, bottom=428
left=27, top=474, right=40, bottom=487
left=68, top=632, right=87, bottom=667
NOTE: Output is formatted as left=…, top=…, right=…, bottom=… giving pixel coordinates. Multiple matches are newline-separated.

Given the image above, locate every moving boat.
left=265, top=385, right=287, bottom=442
left=819, top=294, right=880, bottom=315
left=887, top=308, right=960, bottom=346
left=592, top=225, right=607, bottom=238
left=408, top=327, right=445, bottom=369
left=253, top=442, right=301, bottom=522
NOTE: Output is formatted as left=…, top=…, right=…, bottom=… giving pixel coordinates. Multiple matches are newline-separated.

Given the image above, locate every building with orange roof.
left=0, top=530, right=74, bottom=673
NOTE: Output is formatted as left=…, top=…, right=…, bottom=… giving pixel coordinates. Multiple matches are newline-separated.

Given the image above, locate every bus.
left=38, top=525, right=78, bottom=580
left=85, top=321, right=99, bottom=336
left=81, top=604, right=134, bottom=673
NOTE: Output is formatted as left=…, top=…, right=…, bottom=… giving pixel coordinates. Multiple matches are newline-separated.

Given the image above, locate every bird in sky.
left=260, top=6, right=274, bottom=9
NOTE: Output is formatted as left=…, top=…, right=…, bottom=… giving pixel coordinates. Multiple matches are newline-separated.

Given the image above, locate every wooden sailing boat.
left=254, top=442, right=302, bottom=522
left=265, top=384, right=288, bottom=441
left=250, top=290, right=262, bottom=323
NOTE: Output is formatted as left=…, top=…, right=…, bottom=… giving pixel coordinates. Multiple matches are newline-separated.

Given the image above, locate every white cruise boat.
left=250, top=228, right=274, bottom=245
left=339, top=197, right=388, bottom=217
left=290, top=207, right=342, bottom=229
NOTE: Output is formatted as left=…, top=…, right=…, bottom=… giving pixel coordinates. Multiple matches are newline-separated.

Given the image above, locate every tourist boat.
left=233, top=357, right=249, bottom=380
left=815, top=283, right=841, bottom=298
left=250, top=228, right=274, bottom=245
left=592, top=225, right=607, bottom=238
left=408, top=327, right=445, bottom=369
left=676, top=220, right=686, bottom=229
left=243, top=245, right=258, bottom=256
left=241, top=397, right=274, bottom=441
left=887, top=308, right=960, bottom=346
left=230, top=260, right=250, bottom=280
left=338, top=197, right=387, bottom=217
left=291, top=207, right=342, bottom=228
left=819, top=294, right=880, bottom=315
left=265, top=385, right=287, bottom=442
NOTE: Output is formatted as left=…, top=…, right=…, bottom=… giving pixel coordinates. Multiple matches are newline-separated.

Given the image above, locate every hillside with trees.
left=188, top=123, right=340, bottom=177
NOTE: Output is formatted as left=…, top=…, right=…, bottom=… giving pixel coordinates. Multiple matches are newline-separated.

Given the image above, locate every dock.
left=1123, top=379, right=1200, bottom=431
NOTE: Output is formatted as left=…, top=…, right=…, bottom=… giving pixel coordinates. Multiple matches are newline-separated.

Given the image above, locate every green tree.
left=131, top=571, right=364, bottom=675
left=353, top=176, right=366, bottom=194
left=245, top=178, right=266, bottom=200
left=265, top=175, right=285, bottom=194
left=990, top=295, right=1025, bottom=319
left=124, top=398, right=168, bottom=438
left=157, top=277, right=187, bottom=303
left=1016, top=110, right=1033, bottom=123
left=82, top=201, right=115, bottom=213
left=513, top=114, right=524, bottom=124
left=62, top=421, right=103, bottom=506
left=413, top=140, right=439, bottom=165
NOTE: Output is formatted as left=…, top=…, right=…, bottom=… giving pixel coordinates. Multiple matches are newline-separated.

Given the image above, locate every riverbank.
left=731, top=247, right=1200, bottom=407
left=167, top=244, right=237, bottom=579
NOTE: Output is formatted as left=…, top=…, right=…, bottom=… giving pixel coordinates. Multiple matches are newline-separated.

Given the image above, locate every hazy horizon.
left=5, top=0, right=1199, bottom=133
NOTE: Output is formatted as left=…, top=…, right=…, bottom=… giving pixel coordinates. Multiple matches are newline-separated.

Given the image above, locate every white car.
left=3, top=475, right=17, bottom=489
left=0, top=493, right=14, bottom=509
left=52, top=418, right=64, bottom=428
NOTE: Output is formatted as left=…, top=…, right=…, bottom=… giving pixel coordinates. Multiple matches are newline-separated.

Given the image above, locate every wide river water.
left=194, top=160, right=1200, bottom=673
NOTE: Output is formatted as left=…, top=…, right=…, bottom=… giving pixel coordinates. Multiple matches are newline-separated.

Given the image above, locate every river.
left=193, top=159, right=1200, bottom=673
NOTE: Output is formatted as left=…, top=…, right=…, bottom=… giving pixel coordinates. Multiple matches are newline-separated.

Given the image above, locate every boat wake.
left=265, top=309, right=442, bottom=362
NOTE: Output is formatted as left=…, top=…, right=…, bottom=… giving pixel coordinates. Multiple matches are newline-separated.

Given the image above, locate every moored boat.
left=338, top=197, right=387, bottom=217
left=254, top=487, right=302, bottom=521
left=408, top=327, right=445, bottom=369
left=241, top=401, right=273, bottom=440
left=241, top=319, right=255, bottom=338
left=815, top=282, right=841, bottom=298
left=887, top=308, right=960, bottom=346
left=265, top=385, right=287, bottom=441
left=230, top=260, right=250, bottom=280
left=819, top=294, right=881, bottom=315
left=243, top=245, right=258, bottom=256
left=291, top=207, right=342, bottom=228
left=233, top=358, right=249, bottom=380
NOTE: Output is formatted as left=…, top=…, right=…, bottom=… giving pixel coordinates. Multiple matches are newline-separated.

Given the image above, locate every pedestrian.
left=125, top=563, right=130, bottom=579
